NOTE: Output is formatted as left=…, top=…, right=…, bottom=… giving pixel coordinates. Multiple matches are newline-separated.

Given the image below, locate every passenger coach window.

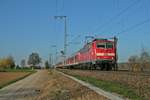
left=106, top=42, right=113, bottom=48
left=97, top=43, right=105, bottom=48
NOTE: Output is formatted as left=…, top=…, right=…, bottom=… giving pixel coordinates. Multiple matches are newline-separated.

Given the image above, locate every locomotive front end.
left=96, top=41, right=115, bottom=61
left=93, top=38, right=117, bottom=70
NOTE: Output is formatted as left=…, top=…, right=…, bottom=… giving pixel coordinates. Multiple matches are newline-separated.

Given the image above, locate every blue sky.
left=0, top=0, right=150, bottom=64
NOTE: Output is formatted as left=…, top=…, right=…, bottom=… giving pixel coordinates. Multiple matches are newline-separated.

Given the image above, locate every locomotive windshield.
left=97, top=42, right=113, bottom=48
left=97, top=42, right=105, bottom=48
left=106, top=42, right=113, bottom=48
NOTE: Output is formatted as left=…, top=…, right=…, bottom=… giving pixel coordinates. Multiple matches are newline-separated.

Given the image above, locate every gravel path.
left=0, top=70, right=112, bottom=100
left=0, top=70, right=50, bottom=100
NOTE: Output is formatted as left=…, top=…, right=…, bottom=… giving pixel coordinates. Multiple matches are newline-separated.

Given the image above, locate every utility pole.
left=54, top=16, right=67, bottom=65
left=51, top=45, right=58, bottom=66
left=49, top=53, right=52, bottom=68
left=114, top=36, right=118, bottom=71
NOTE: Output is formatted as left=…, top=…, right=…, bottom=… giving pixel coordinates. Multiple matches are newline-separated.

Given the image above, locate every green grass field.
left=0, top=68, right=35, bottom=72
left=73, top=75, right=144, bottom=100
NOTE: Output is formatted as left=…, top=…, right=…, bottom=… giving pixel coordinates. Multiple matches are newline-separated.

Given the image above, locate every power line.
left=116, top=18, right=150, bottom=36
left=54, top=16, right=67, bottom=65
left=61, top=0, right=64, bottom=13
left=71, top=34, right=81, bottom=42
left=56, top=0, right=58, bottom=15
left=93, top=0, right=141, bottom=34
left=69, top=0, right=141, bottom=46
left=55, top=0, right=65, bottom=15
left=68, top=33, right=91, bottom=46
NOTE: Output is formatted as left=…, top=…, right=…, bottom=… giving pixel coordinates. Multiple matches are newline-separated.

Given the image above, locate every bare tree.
left=128, top=55, right=139, bottom=71
left=20, top=59, right=26, bottom=68
left=128, top=49, right=150, bottom=72
left=140, top=50, right=150, bottom=71
left=7, top=56, right=15, bottom=69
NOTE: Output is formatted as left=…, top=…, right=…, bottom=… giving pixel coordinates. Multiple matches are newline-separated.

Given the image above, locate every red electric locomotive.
left=59, top=37, right=118, bottom=70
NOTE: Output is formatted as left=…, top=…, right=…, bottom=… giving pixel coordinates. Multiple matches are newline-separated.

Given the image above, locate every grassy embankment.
left=59, top=69, right=145, bottom=100
left=0, top=68, right=35, bottom=72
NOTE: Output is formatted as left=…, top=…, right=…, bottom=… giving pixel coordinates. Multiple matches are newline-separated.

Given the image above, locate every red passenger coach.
left=59, top=37, right=118, bottom=71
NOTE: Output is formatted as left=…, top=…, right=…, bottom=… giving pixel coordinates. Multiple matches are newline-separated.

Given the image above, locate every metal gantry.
left=54, top=16, right=67, bottom=66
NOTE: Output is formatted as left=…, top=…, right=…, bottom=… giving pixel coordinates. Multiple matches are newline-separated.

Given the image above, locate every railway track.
left=58, top=68, right=150, bottom=77
left=84, top=70, right=150, bottom=76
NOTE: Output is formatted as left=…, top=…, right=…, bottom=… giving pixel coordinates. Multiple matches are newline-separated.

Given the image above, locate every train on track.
left=56, top=37, right=118, bottom=71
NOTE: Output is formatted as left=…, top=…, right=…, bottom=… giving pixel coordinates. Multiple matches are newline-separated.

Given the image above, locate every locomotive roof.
left=69, top=38, right=113, bottom=57
left=93, top=38, right=108, bottom=41
left=92, top=38, right=114, bottom=43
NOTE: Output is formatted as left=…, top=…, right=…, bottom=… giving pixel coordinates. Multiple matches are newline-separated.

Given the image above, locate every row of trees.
left=0, top=53, right=43, bottom=69
left=0, top=56, right=15, bottom=69
left=21, top=53, right=50, bottom=69
left=0, top=52, right=52, bottom=69
left=128, top=50, right=150, bottom=71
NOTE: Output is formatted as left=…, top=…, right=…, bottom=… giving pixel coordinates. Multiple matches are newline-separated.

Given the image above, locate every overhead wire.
left=61, top=0, right=64, bottom=14
left=114, top=0, right=149, bottom=36
left=93, top=0, right=141, bottom=34
left=66, top=0, right=146, bottom=55
left=116, top=18, right=150, bottom=36
left=56, top=0, right=58, bottom=15
left=69, top=0, right=141, bottom=45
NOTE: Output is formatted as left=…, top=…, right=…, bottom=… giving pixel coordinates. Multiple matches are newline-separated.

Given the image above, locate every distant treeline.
left=118, top=63, right=150, bottom=72
left=119, top=50, right=150, bottom=72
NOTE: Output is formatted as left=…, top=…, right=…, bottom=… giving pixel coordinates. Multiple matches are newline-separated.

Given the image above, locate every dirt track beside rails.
left=38, top=70, right=108, bottom=100
left=0, top=70, right=107, bottom=100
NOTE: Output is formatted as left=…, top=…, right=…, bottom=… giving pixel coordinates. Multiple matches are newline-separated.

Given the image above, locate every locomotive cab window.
left=97, top=42, right=105, bottom=48
left=97, top=42, right=113, bottom=48
left=106, top=42, right=113, bottom=48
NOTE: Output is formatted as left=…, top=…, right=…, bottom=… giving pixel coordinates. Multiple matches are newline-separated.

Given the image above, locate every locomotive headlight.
left=96, top=53, right=104, bottom=56
left=96, top=53, right=115, bottom=56
left=107, top=53, right=115, bottom=56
